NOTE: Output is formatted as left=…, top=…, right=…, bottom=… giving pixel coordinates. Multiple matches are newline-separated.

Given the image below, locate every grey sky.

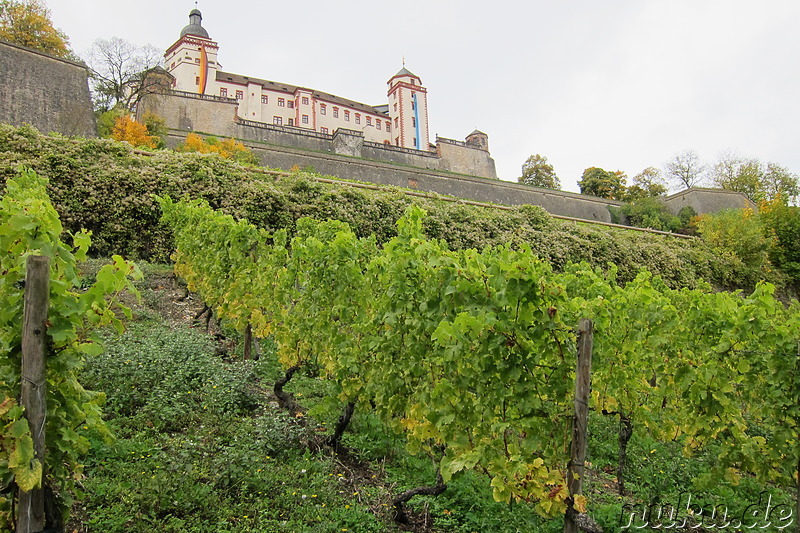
left=49, top=1, right=800, bottom=192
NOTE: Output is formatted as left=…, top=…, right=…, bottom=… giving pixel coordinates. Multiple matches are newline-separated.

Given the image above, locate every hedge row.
left=0, top=124, right=757, bottom=290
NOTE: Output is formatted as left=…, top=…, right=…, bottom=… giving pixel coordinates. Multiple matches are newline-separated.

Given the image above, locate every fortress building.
left=137, top=10, right=751, bottom=223
left=165, top=9, right=431, bottom=151
left=142, top=9, right=498, bottom=179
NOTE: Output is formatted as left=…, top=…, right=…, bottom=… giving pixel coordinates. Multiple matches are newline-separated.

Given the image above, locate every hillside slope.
left=0, top=124, right=762, bottom=290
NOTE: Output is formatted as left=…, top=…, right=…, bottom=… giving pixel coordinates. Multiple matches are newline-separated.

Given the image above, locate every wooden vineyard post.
left=18, top=255, right=50, bottom=533
left=565, top=319, right=596, bottom=533
left=243, top=324, right=253, bottom=360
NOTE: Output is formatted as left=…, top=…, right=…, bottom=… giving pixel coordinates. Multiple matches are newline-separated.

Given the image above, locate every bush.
left=0, top=124, right=774, bottom=291
left=695, top=208, right=774, bottom=289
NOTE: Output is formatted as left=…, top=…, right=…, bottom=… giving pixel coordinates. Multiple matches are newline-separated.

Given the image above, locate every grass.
left=66, top=260, right=797, bottom=532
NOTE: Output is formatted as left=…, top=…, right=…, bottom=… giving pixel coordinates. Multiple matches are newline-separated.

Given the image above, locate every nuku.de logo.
left=620, top=491, right=794, bottom=530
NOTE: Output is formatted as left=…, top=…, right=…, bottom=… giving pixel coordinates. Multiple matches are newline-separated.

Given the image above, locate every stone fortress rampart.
left=0, top=39, right=96, bottom=138
left=148, top=91, right=753, bottom=224
left=1, top=38, right=753, bottom=227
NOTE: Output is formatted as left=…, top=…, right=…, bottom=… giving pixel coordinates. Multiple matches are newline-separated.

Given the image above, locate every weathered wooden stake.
left=243, top=324, right=253, bottom=360
left=565, top=319, right=593, bottom=533
left=17, top=255, right=49, bottom=533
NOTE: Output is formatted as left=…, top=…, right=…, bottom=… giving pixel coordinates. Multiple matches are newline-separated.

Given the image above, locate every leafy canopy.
left=518, top=154, right=560, bottom=189
left=710, top=152, right=799, bottom=204
left=578, top=167, right=627, bottom=201
left=0, top=0, right=71, bottom=58
left=110, top=115, right=157, bottom=149
left=177, top=133, right=259, bottom=165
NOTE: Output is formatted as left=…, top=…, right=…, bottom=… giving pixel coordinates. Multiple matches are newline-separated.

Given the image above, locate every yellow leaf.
left=14, top=458, right=42, bottom=492
left=574, top=494, right=588, bottom=513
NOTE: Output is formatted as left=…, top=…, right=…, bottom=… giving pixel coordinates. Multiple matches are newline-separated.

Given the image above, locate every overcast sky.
left=48, top=1, right=800, bottom=193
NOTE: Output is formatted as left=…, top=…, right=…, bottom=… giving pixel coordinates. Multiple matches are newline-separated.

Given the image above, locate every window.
left=333, top=107, right=339, bottom=118
left=320, top=104, right=326, bottom=115
left=278, top=98, right=285, bottom=107
left=220, top=88, right=228, bottom=97
left=261, top=95, right=268, bottom=104
left=412, top=117, right=416, bottom=127
left=195, top=58, right=200, bottom=64
left=302, top=97, right=309, bottom=105
left=355, top=114, right=361, bottom=124
left=376, top=121, right=381, bottom=130
left=344, top=110, right=350, bottom=121
left=273, top=116, right=282, bottom=125
left=386, top=121, right=391, bottom=130
left=288, top=100, right=294, bottom=109
left=393, top=103, right=397, bottom=112
left=411, top=101, right=415, bottom=110
left=195, top=76, right=200, bottom=85
left=170, top=62, right=175, bottom=69
left=366, top=117, right=372, bottom=126
left=413, top=137, right=417, bottom=147
left=302, top=115, right=309, bottom=124
left=394, top=117, right=399, bottom=128
left=288, top=118, right=294, bottom=126
left=395, top=137, right=399, bottom=146
left=236, top=90, right=243, bottom=100
left=320, top=127, right=329, bottom=134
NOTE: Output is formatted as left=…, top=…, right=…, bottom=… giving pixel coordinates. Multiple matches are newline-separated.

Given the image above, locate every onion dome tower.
left=164, top=9, right=219, bottom=95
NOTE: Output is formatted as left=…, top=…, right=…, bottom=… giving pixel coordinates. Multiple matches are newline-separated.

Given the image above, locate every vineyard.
left=157, top=194, right=800, bottom=531
left=0, top=157, right=798, bottom=530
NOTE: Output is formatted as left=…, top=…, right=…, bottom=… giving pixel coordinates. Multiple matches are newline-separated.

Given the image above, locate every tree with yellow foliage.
left=177, top=133, right=259, bottom=165
left=0, top=0, right=72, bottom=58
left=110, top=115, right=157, bottom=149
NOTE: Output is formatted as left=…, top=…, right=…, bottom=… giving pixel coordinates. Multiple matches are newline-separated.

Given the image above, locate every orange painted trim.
left=198, top=45, right=208, bottom=94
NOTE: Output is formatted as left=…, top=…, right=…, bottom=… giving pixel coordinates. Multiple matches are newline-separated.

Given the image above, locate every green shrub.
left=0, top=124, right=774, bottom=291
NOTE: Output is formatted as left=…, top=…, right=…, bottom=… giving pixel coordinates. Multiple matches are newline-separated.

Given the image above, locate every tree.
left=110, top=115, right=157, bottom=149
left=141, top=111, right=167, bottom=149
left=761, top=163, right=799, bottom=205
left=177, top=133, right=259, bottom=165
left=578, top=167, right=627, bottom=201
left=759, top=199, right=800, bottom=291
left=0, top=0, right=71, bottom=58
left=85, top=37, right=164, bottom=112
left=696, top=208, right=773, bottom=286
left=518, top=154, right=560, bottom=189
left=710, top=152, right=799, bottom=204
left=625, top=166, right=668, bottom=201
left=665, top=150, right=705, bottom=190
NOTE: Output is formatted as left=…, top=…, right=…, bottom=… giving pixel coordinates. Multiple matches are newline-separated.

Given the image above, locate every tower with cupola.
left=164, top=9, right=220, bottom=95
left=387, top=67, right=429, bottom=150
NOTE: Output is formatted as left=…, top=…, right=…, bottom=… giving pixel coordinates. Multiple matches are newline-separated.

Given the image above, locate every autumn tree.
left=85, top=37, right=164, bottom=112
left=0, top=0, right=71, bottom=58
left=177, top=133, right=259, bottom=165
left=665, top=150, right=705, bottom=190
left=518, top=154, right=560, bottom=189
left=578, top=167, right=627, bottom=200
left=110, top=115, right=156, bottom=149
